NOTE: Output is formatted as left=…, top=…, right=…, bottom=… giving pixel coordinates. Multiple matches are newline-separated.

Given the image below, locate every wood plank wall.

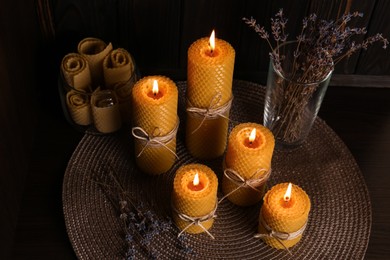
left=0, top=1, right=40, bottom=259
left=47, top=0, right=390, bottom=86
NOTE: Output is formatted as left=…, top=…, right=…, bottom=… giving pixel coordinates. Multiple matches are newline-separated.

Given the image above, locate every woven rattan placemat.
left=63, top=80, right=371, bottom=259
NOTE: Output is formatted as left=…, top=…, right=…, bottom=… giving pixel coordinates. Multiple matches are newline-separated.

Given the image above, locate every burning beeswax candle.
left=258, top=183, right=311, bottom=249
left=186, top=30, right=235, bottom=159
left=132, top=76, right=178, bottom=175
left=172, top=164, right=218, bottom=236
left=222, top=123, right=275, bottom=206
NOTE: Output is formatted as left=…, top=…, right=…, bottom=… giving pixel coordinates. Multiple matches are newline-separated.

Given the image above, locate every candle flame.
left=249, top=128, right=256, bottom=143
left=284, top=183, right=293, bottom=202
left=209, top=30, right=215, bottom=52
left=152, top=80, right=159, bottom=95
left=193, top=172, right=200, bottom=186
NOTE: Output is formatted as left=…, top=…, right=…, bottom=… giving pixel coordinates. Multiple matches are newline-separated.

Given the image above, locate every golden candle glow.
left=152, top=80, right=159, bottom=95
left=193, top=172, right=200, bottom=186
left=209, top=30, right=215, bottom=54
left=148, top=79, right=163, bottom=99
left=249, top=128, right=256, bottom=143
left=284, top=183, right=292, bottom=202
left=188, top=171, right=204, bottom=191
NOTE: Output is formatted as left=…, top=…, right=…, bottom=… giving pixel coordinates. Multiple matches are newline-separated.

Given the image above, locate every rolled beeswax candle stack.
left=132, top=76, right=178, bottom=175
left=61, top=53, right=92, bottom=92
left=222, top=123, right=275, bottom=206
left=186, top=32, right=235, bottom=159
left=78, top=37, right=113, bottom=87
left=259, top=183, right=311, bottom=249
left=172, top=164, right=218, bottom=235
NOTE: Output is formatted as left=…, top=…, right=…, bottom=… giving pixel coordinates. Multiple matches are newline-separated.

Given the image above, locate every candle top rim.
left=188, top=37, right=235, bottom=65
left=173, top=164, right=218, bottom=199
left=263, top=183, right=311, bottom=218
left=132, top=75, right=178, bottom=104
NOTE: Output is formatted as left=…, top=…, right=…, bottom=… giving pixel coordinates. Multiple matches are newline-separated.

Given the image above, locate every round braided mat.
left=63, top=80, right=371, bottom=259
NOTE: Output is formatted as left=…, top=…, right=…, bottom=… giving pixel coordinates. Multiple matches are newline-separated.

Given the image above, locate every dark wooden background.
left=1, top=0, right=389, bottom=259
left=49, top=0, right=390, bottom=84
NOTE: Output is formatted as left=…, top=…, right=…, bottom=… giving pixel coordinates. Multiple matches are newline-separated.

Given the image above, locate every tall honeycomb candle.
left=132, top=76, right=178, bottom=175
left=186, top=30, right=235, bottom=159
left=258, top=183, right=311, bottom=249
left=172, top=164, right=218, bottom=235
left=222, top=123, right=275, bottom=206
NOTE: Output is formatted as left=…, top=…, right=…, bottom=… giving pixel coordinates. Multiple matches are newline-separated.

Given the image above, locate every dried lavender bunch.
left=243, top=9, right=388, bottom=81
left=243, top=9, right=388, bottom=143
left=94, top=166, right=193, bottom=259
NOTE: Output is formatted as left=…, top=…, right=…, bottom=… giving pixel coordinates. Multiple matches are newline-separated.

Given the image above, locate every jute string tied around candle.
left=219, top=167, right=272, bottom=203
left=255, top=215, right=308, bottom=254
left=172, top=202, right=218, bottom=240
left=131, top=118, right=180, bottom=159
left=186, top=93, right=233, bottom=134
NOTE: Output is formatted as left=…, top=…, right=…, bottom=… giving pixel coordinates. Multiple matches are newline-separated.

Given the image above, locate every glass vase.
left=263, top=41, right=333, bottom=149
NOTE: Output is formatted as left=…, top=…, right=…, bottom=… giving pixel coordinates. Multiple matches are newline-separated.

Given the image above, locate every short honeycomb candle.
left=172, top=164, right=218, bottom=234
left=259, top=183, right=311, bottom=249
left=186, top=30, right=235, bottom=159
left=132, top=76, right=178, bottom=175
left=222, top=123, right=275, bottom=206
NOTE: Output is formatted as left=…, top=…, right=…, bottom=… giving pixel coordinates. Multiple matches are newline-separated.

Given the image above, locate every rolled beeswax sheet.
left=103, top=48, right=135, bottom=88
left=63, top=80, right=371, bottom=260
left=78, top=37, right=113, bottom=87
left=66, top=90, right=92, bottom=126
left=61, top=53, right=92, bottom=92
left=91, top=89, right=122, bottom=134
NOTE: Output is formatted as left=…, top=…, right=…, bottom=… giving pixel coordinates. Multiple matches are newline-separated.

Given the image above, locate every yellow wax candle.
left=132, top=76, right=178, bottom=175
left=172, top=164, right=218, bottom=234
left=259, top=183, right=311, bottom=249
left=186, top=31, right=235, bottom=159
left=222, top=122, right=275, bottom=206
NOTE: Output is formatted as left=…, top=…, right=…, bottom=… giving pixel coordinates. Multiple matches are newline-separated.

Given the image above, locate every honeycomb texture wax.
left=172, top=164, right=218, bottom=234
left=132, top=76, right=178, bottom=175
left=186, top=37, right=235, bottom=159
left=259, top=183, right=311, bottom=249
left=222, top=123, right=275, bottom=206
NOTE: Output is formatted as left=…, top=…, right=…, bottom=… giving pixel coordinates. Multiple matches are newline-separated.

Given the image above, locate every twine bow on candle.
left=219, top=167, right=272, bottom=203
left=131, top=118, right=180, bottom=159
left=254, top=214, right=308, bottom=254
left=172, top=202, right=218, bottom=240
left=186, top=93, right=233, bottom=134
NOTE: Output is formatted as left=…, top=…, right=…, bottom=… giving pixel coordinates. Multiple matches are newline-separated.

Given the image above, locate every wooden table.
left=11, top=84, right=390, bottom=259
